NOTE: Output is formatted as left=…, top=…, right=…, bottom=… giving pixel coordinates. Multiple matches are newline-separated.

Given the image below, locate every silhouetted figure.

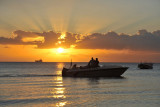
left=88, top=57, right=93, bottom=67
left=87, top=57, right=99, bottom=68
left=72, top=64, right=77, bottom=69
left=95, top=58, right=99, bottom=67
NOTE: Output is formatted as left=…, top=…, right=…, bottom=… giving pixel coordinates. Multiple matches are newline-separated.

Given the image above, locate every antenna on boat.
left=70, top=59, right=72, bottom=68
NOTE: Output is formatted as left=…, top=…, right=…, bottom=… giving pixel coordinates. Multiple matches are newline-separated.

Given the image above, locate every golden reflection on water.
left=56, top=63, right=64, bottom=76
left=57, top=63, right=64, bottom=69
left=56, top=70, right=62, bottom=76
left=51, top=77, right=65, bottom=98
left=50, top=63, right=67, bottom=106
left=56, top=102, right=67, bottom=107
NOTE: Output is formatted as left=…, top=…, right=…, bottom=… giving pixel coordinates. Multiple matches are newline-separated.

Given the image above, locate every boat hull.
left=62, top=67, right=128, bottom=77
left=138, top=63, right=153, bottom=69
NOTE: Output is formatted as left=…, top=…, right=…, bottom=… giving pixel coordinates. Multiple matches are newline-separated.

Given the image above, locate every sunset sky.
left=0, top=0, right=160, bottom=62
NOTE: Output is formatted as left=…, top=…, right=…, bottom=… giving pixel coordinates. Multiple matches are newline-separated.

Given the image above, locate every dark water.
left=0, top=62, right=160, bottom=107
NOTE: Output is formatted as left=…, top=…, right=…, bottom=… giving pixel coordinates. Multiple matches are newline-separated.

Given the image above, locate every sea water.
left=0, top=62, right=160, bottom=107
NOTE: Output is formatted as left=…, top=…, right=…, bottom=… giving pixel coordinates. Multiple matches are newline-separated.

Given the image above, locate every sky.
left=0, top=0, right=160, bottom=62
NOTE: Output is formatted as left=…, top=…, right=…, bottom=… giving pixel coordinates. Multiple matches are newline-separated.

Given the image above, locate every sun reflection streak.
left=57, top=63, right=64, bottom=69
left=50, top=66, right=67, bottom=106
left=51, top=76, right=66, bottom=99
left=56, top=102, right=67, bottom=107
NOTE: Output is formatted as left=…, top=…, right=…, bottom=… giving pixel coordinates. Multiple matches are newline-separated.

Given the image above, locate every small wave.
left=0, top=74, right=60, bottom=77
left=0, top=97, right=60, bottom=105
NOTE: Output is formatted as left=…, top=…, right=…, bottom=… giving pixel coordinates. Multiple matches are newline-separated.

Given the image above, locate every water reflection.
left=53, top=76, right=65, bottom=94
left=56, top=63, right=64, bottom=76
left=50, top=63, right=67, bottom=106
left=56, top=102, right=67, bottom=107
left=56, top=70, right=62, bottom=76
left=87, top=78, right=100, bottom=84
left=57, top=63, right=64, bottom=69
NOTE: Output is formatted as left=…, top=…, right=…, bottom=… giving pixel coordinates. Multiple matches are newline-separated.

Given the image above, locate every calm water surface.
left=0, top=62, right=160, bottom=107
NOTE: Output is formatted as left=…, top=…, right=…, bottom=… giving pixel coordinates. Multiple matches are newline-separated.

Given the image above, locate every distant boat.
left=35, top=59, right=43, bottom=62
left=62, top=58, right=128, bottom=77
left=138, top=63, right=153, bottom=69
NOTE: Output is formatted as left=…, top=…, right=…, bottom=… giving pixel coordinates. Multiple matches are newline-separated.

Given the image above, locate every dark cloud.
left=0, top=29, right=160, bottom=52
left=59, top=32, right=78, bottom=48
left=4, top=46, right=10, bottom=48
left=77, top=30, right=160, bottom=52
left=36, top=31, right=60, bottom=48
left=0, top=30, right=77, bottom=48
left=0, top=30, right=42, bottom=45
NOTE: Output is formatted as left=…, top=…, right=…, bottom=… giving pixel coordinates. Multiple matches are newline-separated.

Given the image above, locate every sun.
left=57, top=47, right=64, bottom=53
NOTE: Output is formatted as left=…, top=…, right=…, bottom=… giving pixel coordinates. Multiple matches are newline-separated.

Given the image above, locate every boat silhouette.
left=62, top=58, right=128, bottom=77
left=138, top=63, right=153, bottom=69
left=35, top=59, right=43, bottom=62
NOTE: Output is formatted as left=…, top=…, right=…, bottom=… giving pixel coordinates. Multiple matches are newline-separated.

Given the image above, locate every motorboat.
left=62, top=58, right=128, bottom=77
left=138, top=63, right=153, bottom=69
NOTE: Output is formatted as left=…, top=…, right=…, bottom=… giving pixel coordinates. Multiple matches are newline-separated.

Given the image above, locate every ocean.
left=0, top=62, right=160, bottom=107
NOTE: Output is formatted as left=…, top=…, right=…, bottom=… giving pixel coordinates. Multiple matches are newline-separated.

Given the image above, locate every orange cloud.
left=0, top=30, right=160, bottom=52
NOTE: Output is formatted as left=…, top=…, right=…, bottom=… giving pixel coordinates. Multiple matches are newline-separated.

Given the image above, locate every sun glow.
left=57, top=47, right=64, bottom=53
left=58, top=33, right=66, bottom=39
left=22, top=36, right=44, bottom=42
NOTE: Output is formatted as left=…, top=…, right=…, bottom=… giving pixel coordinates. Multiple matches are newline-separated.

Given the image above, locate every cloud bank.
left=77, top=30, right=160, bottom=52
left=0, top=29, right=160, bottom=52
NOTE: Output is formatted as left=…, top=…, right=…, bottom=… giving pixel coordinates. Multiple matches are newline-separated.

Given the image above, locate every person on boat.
left=95, top=58, right=100, bottom=67
left=87, top=57, right=99, bottom=68
left=87, top=57, right=94, bottom=67
left=72, top=64, right=77, bottom=69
